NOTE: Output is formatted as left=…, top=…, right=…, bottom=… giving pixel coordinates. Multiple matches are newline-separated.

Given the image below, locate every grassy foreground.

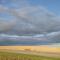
left=0, top=52, right=60, bottom=60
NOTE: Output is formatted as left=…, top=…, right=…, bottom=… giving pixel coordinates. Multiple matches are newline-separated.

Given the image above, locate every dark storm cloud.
left=0, top=0, right=60, bottom=45
left=11, top=7, right=60, bottom=34
left=47, top=31, right=60, bottom=43
left=0, top=3, right=60, bottom=35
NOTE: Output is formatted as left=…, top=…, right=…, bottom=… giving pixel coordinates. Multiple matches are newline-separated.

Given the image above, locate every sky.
left=0, top=0, right=60, bottom=45
left=29, top=0, right=60, bottom=15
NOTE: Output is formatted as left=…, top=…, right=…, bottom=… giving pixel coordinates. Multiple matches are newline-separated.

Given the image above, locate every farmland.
left=0, top=46, right=60, bottom=60
left=0, top=52, right=60, bottom=60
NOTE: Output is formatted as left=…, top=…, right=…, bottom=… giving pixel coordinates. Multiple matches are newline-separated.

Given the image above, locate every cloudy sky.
left=0, top=0, right=60, bottom=45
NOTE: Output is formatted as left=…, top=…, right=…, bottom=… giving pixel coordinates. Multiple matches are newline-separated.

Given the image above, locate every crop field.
left=0, top=52, right=60, bottom=60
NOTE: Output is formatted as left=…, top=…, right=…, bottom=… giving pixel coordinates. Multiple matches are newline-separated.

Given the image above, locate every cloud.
left=0, top=0, right=60, bottom=45
left=47, top=31, right=60, bottom=43
left=0, top=2, right=60, bottom=35
left=0, top=5, right=18, bottom=32
left=11, top=6, right=60, bottom=34
left=0, top=19, right=17, bottom=32
left=0, top=33, right=41, bottom=42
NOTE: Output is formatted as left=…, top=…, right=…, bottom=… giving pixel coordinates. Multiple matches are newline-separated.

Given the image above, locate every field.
left=0, top=46, right=60, bottom=53
left=0, top=46, right=60, bottom=60
left=0, top=52, right=60, bottom=60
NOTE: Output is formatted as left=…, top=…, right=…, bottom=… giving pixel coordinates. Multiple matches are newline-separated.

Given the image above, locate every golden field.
left=0, top=45, right=60, bottom=53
